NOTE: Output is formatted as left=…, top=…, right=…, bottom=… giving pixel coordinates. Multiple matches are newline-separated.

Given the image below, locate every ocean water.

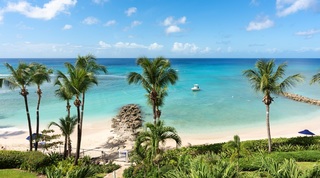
left=1, top=58, right=320, bottom=135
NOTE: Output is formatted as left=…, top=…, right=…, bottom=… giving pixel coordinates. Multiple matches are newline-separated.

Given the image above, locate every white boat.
left=191, top=84, right=200, bottom=91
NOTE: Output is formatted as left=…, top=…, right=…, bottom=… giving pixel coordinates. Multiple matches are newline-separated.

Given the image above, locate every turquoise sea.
left=1, top=58, right=320, bottom=135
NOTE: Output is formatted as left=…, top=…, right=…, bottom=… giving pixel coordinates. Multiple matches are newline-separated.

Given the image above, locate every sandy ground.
left=1, top=115, right=320, bottom=178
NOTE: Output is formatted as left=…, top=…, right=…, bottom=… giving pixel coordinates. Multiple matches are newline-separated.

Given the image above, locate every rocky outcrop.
left=111, top=104, right=143, bottom=133
left=282, top=92, right=320, bottom=106
left=103, top=104, right=143, bottom=151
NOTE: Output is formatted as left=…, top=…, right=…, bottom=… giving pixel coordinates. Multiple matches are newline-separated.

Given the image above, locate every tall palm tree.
left=243, top=59, right=303, bottom=152
left=56, top=63, right=98, bottom=165
left=55, top=79, right=73, bottom=117
left=69, top=54, right=106, bottom=165
left=30, top=63, right=53, bottom=151
left=73, top=54, right=107, bottom=127
left=147, top=86, right=168, bottom=119
left=5, top=62, right=34, bottom=151
left=135, top=120, right=181, bottom=171
left=48, top=115, right=77, bottom=158
left=127, top=57, right=178, bottom=124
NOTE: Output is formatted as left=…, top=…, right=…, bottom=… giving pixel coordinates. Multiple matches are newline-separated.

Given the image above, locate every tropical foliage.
left=55, top=54, right=106, bottom=165
left=243, top=59, right=303, bottom=152
left=130, top=120, right=181, bottom=177
left=30, top=63, right=53, bottom=151
left=48, top=115, right=77, bottom=158
left=5, top=62, right=35, bottom=151
left=127, top=56, right=178, bottom=124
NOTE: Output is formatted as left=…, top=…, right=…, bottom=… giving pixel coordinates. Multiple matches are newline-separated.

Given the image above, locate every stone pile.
left=103, top=104, right=143, bottom=153
left=111, top=104, right=143, bottom=133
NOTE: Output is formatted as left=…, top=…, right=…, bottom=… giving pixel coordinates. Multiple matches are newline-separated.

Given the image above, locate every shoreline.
left=1, top=113, right=319, bottom=153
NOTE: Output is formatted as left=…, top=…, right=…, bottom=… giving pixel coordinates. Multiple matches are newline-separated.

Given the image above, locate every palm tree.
left=310, top=71, right=320, bottom=87
left=69, top=54, right=106, bottom=165
left=146, top=86, right=168, bottom=119
left=127, top=57, right=178, bottom=124
left=243, top=59, right=303, bottom=152
left=5, top=62, right=34, bottom=151
left=48, top=115, right=77, bottom=158
left=135, top=120, right=181, bottom=175
left=55, top=79, right=73, bottom=117
left=73, top=54, right=107, bottom=127
left=225, top=135, right=241, bottom=172
left=56, top=63, right=98, bottom=165
left=30, top=63, right=53, bottom=151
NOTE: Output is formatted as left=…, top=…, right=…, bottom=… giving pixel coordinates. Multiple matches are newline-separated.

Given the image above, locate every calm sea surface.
left=1, top=58, right=320, bottom=134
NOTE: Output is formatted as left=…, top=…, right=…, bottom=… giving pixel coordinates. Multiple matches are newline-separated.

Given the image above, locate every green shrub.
left=0, top=150, right=49, bottom=172
left=47, top=152, right=64, bottom=164
left=0, top=150, right=25, bottom=168
left=20, top=151, right=50, bottom=172
left=303, top=164, right=320, bottom=178
left=270, top=151, right=320, bottom=162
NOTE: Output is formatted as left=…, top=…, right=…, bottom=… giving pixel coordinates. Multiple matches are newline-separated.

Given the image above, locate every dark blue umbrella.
left=26, top=133, right=42, bottom=140
left=298, top=129, right=315, bottom=136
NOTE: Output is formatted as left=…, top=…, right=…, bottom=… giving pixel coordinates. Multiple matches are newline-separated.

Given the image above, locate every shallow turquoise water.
left=1, top=58, right=320, bottom=134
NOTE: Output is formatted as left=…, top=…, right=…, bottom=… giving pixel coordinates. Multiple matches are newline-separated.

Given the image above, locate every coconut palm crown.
left=49, top=115, right=77, bottom=158
left=243, top=59, right=303, bottom=152
left=127, top=57, right=178, bottom=124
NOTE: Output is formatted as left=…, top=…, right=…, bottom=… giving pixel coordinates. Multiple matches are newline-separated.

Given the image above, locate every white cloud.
left=104, top=20, right=116, bottom=26
left=112, top=42, right=163, bottom=50
left=295, top=29, right=320, bottom=38
left=163, top=16, right=187, bottom=26
left=92, top=0, right=108, bottom=4
left=125, top=7, right=137, bottom=16
left=163, top=16, right=187, bottom=34
left=114, top=42, right=145, bottom=49
left=131, top=20, right=142, bottom=27
left=148, top=43, right=163, bottom=50
left=296, top=47, right=320, bottom=52
left=276, top=0, right=316, bottom=17
left=166, top=25, right=181, bottom=34
left=177, top=16, right=187, bottom=24
left=82, top=17, right=99, bottom=25
left=250, top=0, right=259, bottom=6
left=63, top=24, right=72, bottom=30
left=1, top=0, right=76, bottom=21
left=98, top=41, right=111, bottom=48
left=172, top=42, right=199, bottom=53
left=201, top=47, right=211, bottom=53
left=246, top=16, right=274, bottom=31
left=266, top=48, right=281, bottom=53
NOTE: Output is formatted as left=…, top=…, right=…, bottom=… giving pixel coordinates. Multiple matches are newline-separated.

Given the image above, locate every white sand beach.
left=1, top=114, right=320, bottom=152
left=1, top=114, right=320, bottom=178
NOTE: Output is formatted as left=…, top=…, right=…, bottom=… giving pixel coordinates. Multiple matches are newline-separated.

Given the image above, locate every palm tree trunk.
left=22, top=90, right=33, bottom=151
left=63, top=135, right=67, bottom=159
left=152, top=100, right=157, bottom=125
left=68, top=136, right=72, bottom=157
left=74, top=98, right=81, bottom=165
left=35, top=87, right=42, bottom=151
left=266, top=104, right=272, bottom=152
left=80, top=92, right=85, bottom=137
left=66, top=100, right=71, bottom=118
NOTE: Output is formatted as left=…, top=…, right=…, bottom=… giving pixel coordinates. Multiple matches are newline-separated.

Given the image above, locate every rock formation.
left=104, top=104, right=143, bottom=154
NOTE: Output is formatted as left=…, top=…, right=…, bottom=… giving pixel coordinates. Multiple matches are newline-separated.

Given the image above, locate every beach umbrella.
left=298, top=129, right=315, bottom=136
left=26, top=133, right=42, bottom=140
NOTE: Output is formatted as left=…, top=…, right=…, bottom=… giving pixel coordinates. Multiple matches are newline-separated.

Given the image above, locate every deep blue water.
left=1, top=58, right=320, bottom=134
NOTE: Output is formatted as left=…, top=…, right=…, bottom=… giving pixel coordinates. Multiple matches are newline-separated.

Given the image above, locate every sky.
left=0, top=0, right=320, bottom=58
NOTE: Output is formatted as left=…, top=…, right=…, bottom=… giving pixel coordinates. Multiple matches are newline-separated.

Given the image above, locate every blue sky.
left=0, top=0, right=319, bottom=58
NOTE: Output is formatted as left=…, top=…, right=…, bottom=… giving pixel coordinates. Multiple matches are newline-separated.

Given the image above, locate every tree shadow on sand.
left=0, top=130, right=26, bottom=139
